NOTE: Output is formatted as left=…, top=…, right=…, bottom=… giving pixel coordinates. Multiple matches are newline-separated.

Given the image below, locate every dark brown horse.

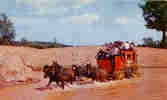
left=43, top=61, right=75, bottom=89
left=52, top=61, right=76, bottom=81
left=74, top=63, right=109, bottom=82
left=87, top=64, right=109, bottom=82
left=72, top=64, right=92, bottom=81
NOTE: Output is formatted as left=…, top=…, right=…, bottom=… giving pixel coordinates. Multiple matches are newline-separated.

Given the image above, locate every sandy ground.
left=0, top=46, right=167, bottom=100
left=137, top=47, right=167, bottom=67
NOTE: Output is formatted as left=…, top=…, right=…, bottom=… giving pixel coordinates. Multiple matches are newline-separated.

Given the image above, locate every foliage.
left=0, top=13, right=16, bottom=44
left=142, top=37, right=166, bottom=48
left=10, top=40, right=71, bottom=49
left=20, top=37, right=28, bottom=44
left=139, top=0, right=167, bottom=47
left=142, top=37, right=154, bottom=47
left=25, top=41, right=71, bottom=49
left=53, top=37, right=57, bottom=44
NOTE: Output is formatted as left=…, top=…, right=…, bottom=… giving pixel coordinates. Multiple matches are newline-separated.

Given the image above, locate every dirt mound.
left=0, top=46, right=101, bottom=82
left=0, top=46, right=166, bottom=82
left=0, top=46, right=42, bottom=82
left=0, top=50, right=31, bottom=81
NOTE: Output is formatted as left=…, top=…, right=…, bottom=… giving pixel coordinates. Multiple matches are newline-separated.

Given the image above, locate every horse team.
left=43, top=61, right=108, bottom=89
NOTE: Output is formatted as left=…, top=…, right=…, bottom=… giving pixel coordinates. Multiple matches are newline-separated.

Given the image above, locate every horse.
left=51, top=61, right=76, bottom=81
left=86, top=64, right=109, bottom=82
left=72, top=64, right=92, bottom=81
left=43, top=61, right=75, bottom=89
left=72, top=64, right=81, bottom=80
left=72, top=63, right=109, bottom=82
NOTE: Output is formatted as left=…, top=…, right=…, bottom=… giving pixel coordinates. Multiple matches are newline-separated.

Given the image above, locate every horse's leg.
left=78, top=75, right=81, bottom=81
left=78, top=70, right=81, bottom=81
left=47, top=79, right=52, bottom=87
left=61, top=80, right=65, bottom=89
left=90, top=73, right=96, bottom=82
left=70, top=77, right=73, bottom=85
left=55, top=80, right=59, bottom=87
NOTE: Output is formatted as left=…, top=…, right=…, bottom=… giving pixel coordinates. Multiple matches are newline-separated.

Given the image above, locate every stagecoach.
left=97, top=49, right=140, bottom=80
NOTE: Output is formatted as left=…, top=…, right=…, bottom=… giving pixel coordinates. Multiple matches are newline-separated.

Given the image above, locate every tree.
left=142, top=37, right=154, bottom=47
left=0, top=13, right=16, bottom=44
left=20, top=37, right=28, bottom=44
left=139, top=0, right=167, bottom=47
left=53, top=37, right=57, bottom=44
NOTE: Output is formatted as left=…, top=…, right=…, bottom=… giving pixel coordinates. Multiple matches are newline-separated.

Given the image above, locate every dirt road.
left=0, top=47, right=167, bottom=100
left=0, top=67, right=166, bottom=100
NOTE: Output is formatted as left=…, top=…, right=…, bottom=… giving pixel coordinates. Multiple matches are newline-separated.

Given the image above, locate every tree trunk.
left=162, top=31, right=167, bottom=47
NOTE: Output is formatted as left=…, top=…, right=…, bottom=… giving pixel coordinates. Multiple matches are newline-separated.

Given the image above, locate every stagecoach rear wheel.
left=133, top=64, right=142, bottom=78
left=119, top=70, right=125, bottom=80
left=112, top=71, right=123, bottom=80
left=124, top=66, right=132, bottom=79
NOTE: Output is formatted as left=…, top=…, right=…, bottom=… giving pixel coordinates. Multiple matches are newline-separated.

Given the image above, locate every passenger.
left=127, top=55, right=133, bottom=67
left=111, top=45, right=121, bottom=66
left=96, top=48, right=106, bottom=60
left=105, top=48, right=112, bottom=59
left=112, top=46, right=121, bottom=56
left=130, top=42, right=135, bottom=50
left=120, top=41, right=130, bottom=50
left=109, top=42, right=113, bottom=49
left=104, top=43, right=109, bottom=49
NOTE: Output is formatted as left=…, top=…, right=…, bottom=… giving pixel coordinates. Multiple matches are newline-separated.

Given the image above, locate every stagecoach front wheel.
left=119, top=70, right=125, bottom=80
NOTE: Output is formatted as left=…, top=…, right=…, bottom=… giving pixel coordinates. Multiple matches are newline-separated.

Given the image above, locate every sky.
left=1, top=0, right=162, bottom=45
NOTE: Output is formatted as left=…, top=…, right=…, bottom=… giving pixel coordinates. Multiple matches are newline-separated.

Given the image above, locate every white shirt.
left=124, top=42, right=130, bottom=50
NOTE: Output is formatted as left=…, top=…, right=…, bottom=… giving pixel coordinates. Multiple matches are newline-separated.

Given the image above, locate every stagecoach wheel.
left=124, top=67, right=132, bottom=79
left=133, top=64, right=142, bottom=78
left=119, top=70, right=125, bottom=80
left=113, top=71, right=122, bottom=80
